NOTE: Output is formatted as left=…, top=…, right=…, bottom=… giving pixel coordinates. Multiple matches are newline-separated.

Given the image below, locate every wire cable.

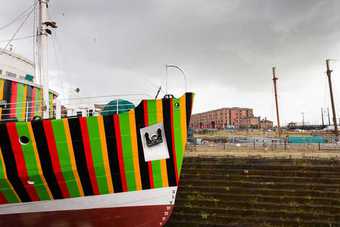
left=2, top=6, right=35, bottom=51
left=0, top=1, right=37, bottom=31
left=0, top=35, right=35, bottom=43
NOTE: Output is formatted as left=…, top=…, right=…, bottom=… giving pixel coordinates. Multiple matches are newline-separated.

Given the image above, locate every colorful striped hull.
left=0, top=93, right=194, bottom=226
left=0, top=78, right=57, bottom=122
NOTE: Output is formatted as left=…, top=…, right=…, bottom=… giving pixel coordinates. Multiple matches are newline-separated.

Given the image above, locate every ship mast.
left=272, top=67, right=281, bottom=136
left=37, top=0, right=57, bottom=118
left=326, top=59, right=339, bottom=141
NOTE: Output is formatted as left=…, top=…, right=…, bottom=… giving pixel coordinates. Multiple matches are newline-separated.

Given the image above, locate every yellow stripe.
left=0, top=80, right=4, bottom=120
left=180, top=96, right=187, bottom=146
left=21, top=85, right=27, bottom=121
left=129, top=110, right=142, bottom=190
left=156, top=100, right=169, bottom=187
left=0, top=146, right=21, bottom=202
left=97, top=116, right=114, bottom=193
left=63, top=119, right=85, bottom=196
left=27, top=123, right=53, bottom=199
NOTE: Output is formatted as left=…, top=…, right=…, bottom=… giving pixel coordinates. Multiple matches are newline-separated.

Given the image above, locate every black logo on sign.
left=145, top=128, right=163, bottom=147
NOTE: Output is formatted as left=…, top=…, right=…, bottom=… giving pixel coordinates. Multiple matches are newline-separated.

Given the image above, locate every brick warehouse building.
left=190, top=107, right=273, bottom=129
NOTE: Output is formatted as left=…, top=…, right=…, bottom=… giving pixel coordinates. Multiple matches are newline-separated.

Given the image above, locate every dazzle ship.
left=0, top=1, right=193, bottom=226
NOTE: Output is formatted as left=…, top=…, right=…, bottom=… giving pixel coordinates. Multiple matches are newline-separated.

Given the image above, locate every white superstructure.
left=0, top=49, right=35, bottom=82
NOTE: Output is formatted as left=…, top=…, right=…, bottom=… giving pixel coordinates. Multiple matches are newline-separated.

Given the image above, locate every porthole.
left=175, top=102, right=180, bottom=109
left=19, top=136, right=30, bottom=145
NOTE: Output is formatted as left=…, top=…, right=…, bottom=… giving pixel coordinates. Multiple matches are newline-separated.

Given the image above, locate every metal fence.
left=188, top=141, right=340, bottom=152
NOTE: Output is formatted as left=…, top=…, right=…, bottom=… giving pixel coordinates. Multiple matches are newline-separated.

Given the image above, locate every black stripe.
left=2, top=80, right=12, bottom=120
left=26, top=86, right=33, bottom=120
left=0, top=123, right=30, bottom=202
left=134, top=101, right=151, bottom=189
left=68, top=117, right=93, bottom=196
left=185, top=93, right=193, bottom=128
left=103, top=115, right=123, bottom=192
left=31, top=120, right=63, bottom=199
left=162, top=98, right=177, bottom=186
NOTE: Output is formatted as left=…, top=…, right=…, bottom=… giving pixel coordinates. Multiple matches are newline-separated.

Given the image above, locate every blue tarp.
left=102, top=99, right=135, bottom=116
left=287, top=136, right=326, bottom=144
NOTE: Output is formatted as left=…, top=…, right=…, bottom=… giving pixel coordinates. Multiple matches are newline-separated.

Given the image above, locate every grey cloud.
left=1, top=0, right=340, bottom=123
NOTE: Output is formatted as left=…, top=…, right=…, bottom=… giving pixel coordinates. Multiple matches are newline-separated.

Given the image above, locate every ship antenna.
left=37, top=0, right=57, bottom=119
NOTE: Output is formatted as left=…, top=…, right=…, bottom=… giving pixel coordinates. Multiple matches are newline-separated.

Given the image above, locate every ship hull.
left=0, top=186, right=177, bottom=227
left=0, top=93, right=194, bottom=226
left=0, top=205, right=173, bottom=227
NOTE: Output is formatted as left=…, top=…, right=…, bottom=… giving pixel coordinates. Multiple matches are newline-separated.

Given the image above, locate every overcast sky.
left=1, top=0, right=340, bottom=126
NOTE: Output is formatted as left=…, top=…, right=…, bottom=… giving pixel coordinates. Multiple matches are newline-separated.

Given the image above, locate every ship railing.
left=0, top=99, right=45, bottom=122
left=58, top=93, right=151, bottom=119
left=0, top=93, right=152, bottom=122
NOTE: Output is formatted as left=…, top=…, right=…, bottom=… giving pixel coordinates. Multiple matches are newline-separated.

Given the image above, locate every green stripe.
left=119, top=112, right=136, bottom=191
left=173, top=99, right=184, bottom=175
left=16, top=122, right=51, bottom=200
left=34, top=88, right=41, bottom=117
left=51, top=119, right=81, bottom=197
left=0, top=152, right=20, bottom=203
left=86, top=116, right=110, bottom=194
left=0, top=181, right=19, bottom=203
left=147, top=100, right=163, bottom=188
left=16, top=83, right=25, bottom=121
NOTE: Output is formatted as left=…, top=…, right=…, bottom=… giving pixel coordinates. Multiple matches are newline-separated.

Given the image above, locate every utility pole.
left=321, top=108, right=324, bottom=127
left=327, top=107, right=331, bottom=126
left=272, top=67, right=281, bottom=136
left=301, top=112, right=305, bottom=129
left=326, top=59, right=339, bottom=141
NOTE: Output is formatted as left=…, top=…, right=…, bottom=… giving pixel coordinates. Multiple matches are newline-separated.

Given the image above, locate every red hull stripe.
left=79, top=118, right=100, bottom=195
left=113, top=115, right=128, bottom=192
left=30, top=87, right=36, bottom=120
left=43, top=120, right=70, bottom=198
left=0, top=192, right=7, bottom=204
left=6, top=123, right=39, bottom=201
left=143, top=101, right=154, bottom=189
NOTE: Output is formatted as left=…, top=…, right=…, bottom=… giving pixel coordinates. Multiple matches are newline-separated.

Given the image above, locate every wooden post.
left=272, top=67, right=281, bottom=137
left=326, top=59, right=339, bottom=141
